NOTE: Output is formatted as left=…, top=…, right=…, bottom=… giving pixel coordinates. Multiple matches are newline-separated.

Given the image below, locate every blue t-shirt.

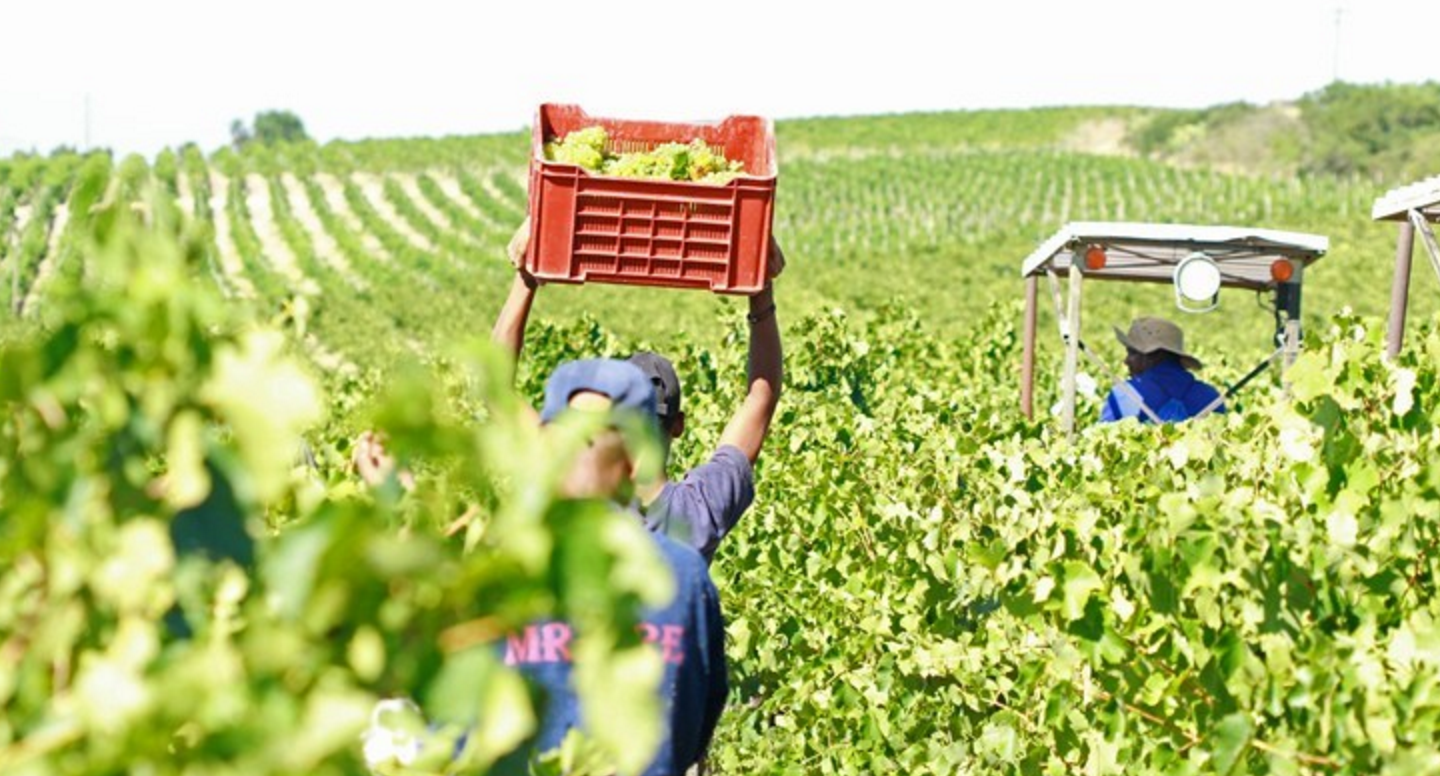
left=1100, top=361, right=1224, bottom=423
left=643, top=445, right=755, bottom=562
left=502, top=530, right=728, bottom=776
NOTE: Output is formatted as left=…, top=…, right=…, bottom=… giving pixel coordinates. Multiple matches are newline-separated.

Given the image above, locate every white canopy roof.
left=1021, top=221, right=1329, bottom=291
left=1372, top=176, right=1440, bottom=222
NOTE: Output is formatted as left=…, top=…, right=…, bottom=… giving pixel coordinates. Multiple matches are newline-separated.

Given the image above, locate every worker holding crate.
left=494, top=220, right=785, bottom=563
left=360, top=359, right=729, bottom=776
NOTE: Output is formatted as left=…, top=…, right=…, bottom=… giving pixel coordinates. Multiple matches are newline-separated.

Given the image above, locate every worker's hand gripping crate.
left=525, top=104, right=777, bottom=294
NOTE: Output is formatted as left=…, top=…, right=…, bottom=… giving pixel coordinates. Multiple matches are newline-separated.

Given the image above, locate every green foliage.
left=778, top=106, right=1144, bottom=157
left=3, top=154, right=46, bottom=192
left=114, top=153, right=152, bottom=203
left=0, top=200, right=679, bottom=775
left=1299, top=81, right=1440, bottom=180
left=1123, top=81, right=1440, bottom=181
left=231, top=110, right=311, bottom=150
left=691, top=305, right=1440, bottom=774
left=254, top=110, right=309, bottom=145
left=153, top=148, right=180, bottom=196
left=500, top=297, right=1440, bottom=774
left=1130, top=102, right=1258, bottom=157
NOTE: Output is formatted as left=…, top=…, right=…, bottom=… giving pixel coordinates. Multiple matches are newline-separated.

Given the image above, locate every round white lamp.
left=1174, top=252, right=1222, bottom=313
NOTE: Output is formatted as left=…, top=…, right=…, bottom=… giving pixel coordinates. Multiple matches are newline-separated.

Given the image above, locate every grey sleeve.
left=650, top=445, right=755, bottom=561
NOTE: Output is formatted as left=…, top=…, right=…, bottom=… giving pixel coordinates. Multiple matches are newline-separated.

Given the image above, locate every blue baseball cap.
left=539, top=358, right=658, bottom=424
left=627, top=352, right=681, bottom=422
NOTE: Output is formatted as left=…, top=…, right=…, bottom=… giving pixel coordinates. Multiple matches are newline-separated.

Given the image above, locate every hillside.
left=1126, top=81, right=1440, bottom=183
left=5, top=96, right=1432, bottom=373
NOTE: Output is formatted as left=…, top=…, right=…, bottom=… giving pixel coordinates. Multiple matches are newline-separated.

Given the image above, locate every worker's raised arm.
left=490, top=219, right=542, bottom=425
left=492, top=273, right=538, bottom=363
left=718, top=239, right=785, bottom=463
left=492, top=218, right=538, bottom=365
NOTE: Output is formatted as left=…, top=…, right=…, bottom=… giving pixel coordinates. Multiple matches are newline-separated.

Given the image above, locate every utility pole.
left=1332, top=7, right=1345, bottom=83
left=84, top=93, right=92, bottom=151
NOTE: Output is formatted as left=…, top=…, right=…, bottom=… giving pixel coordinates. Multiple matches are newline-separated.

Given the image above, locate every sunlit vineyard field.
left=0, top=110, right=1428, bottom=386
left=5, top=107, right=1440, bottom=775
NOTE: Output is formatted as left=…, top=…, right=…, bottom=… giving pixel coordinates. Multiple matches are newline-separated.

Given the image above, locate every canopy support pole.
left=1046, top=270, right=1163, bottom=425
left=1021, top=275, right=1037, bottom=419
left=1276, top=279, right=1303, bottom=372
left=1061, top=264, right=1082, bottom=437
left=1386, top=220, right=1416, bottom=358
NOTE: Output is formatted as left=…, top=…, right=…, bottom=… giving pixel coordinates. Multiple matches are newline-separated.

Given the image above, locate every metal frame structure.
left=1019, top=222, right=1329, bottom=433
left=1372, top=176, right=1440, bottom=357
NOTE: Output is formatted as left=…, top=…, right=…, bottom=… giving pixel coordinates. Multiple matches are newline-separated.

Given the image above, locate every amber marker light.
left=1083, top=245, right=1107, bottom=271
left=1270, top=259, right=1295, bottom=283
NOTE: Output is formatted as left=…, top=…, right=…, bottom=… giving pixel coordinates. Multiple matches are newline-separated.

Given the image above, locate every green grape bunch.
left=542, top=126, right=745, bottom=184
left=543, top=125, right=609, bottom=171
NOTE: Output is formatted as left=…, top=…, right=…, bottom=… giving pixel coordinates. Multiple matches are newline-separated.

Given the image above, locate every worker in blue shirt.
left=1100, top=316, right=1224, bottom=423
left=507, top=358, right=728, bottom=776
left=357, top=361, right=728, bottom=776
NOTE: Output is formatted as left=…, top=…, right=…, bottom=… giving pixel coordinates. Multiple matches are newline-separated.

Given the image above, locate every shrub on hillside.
left=1299, top=80, right=1440, bottom=179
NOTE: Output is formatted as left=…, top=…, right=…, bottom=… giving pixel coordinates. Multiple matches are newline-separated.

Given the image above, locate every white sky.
left=1, top=0, right=1436, bottom=158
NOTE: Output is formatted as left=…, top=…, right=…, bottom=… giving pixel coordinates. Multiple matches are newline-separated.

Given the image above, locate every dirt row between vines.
left=18, top=201, right=70, bottom=317
left=396, top=174, right=472, bottom=245
left=2, top=203, right=34, bottom=259
left=8, top=168, right=507, bottom=329
left=244, top=174, right=320, bottom=296
left=433, top=174, right=487, bottom=226
left=312, top=174, right=393, bottom=264
left=175, top=172, right=197, bottom=219
left=207, top=173, right=257, bottom=298
left=353, top=173, right=434, bottom=253
left=280, top=173, right=366, bottom=291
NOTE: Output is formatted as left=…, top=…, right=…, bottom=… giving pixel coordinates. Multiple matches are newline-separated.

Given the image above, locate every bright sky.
left=2, top=0, right=1436, bottom=158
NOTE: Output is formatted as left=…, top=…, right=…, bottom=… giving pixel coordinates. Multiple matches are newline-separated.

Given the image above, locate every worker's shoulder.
left=683, top=444, right=753, bottom=481
left=651, top=528, right=713, bottom=581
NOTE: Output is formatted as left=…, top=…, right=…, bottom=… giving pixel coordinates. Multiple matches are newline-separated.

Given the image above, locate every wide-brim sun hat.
left=1114, top=316, right=1203, bottom=371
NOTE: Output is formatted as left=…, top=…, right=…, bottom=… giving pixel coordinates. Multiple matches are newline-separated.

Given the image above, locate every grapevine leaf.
left=1286, top=352, right=1331, bottom=403
left=1061, top=561, right=1102, bottom=622
left=1210, top=712, right=1253, bottom=775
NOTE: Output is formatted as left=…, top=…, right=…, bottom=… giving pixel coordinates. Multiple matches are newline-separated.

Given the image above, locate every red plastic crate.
left=525, top=103, right=777, bottom=294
